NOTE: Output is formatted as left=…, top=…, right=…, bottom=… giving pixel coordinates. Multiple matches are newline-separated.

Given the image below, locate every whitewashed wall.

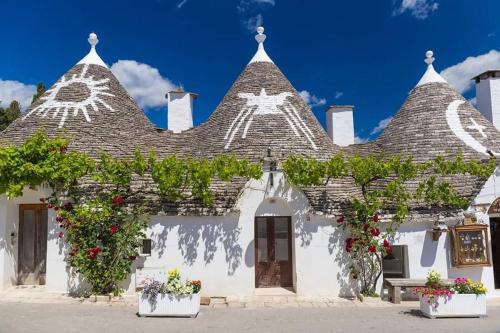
left=136, top=172, right=358, bottom=298
left=2, top=171, right=497, bottom=298
left=391, top=219, right=496, bottom=297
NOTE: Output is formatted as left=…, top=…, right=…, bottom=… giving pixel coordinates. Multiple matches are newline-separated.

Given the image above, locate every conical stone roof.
left=377, top=51, right=500, bottom=163
left=178, top=27, right=337, bottom=161
left=0, top=33, right=160, bottom=158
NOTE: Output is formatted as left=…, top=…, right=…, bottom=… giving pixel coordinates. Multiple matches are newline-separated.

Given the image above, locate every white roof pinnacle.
left=77, top=32, right=108, bottom=68
left=249, top=26, right=274, bottom=64
left=416, top=50, right=447, bottom=87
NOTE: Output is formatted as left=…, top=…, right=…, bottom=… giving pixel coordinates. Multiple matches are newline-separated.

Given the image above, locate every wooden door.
left=491, top=217, right=500, bottom=289
left=255, top=216, right=293, bottom=288
left=18, top=205, right=48, bottom=285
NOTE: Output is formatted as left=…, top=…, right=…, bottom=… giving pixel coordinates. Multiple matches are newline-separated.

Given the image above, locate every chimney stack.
left=473, top=70, right=500, bottom=130
left=326, top=105, right=355, bottom=146
left=166, top=87, right=198, bottom=133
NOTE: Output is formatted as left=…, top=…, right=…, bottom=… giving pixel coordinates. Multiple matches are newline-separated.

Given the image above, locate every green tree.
left=31, top=82, right=46, bottom=104
left=0, top=100, right=22, bottom=131
left=283, top=154, right=495, bottom=297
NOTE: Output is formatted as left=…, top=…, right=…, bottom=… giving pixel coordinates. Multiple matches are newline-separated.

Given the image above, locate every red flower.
left=386, top=246, right=393, bottom=255
left=336, top=216, right=344, bottom=224
left=112, top=195, right=125, bottom=206
left=47, top=204, right=54, bottom=209
left=110, top=224, right=120, bottom=235
left=86, top=247, right=102, bottom=260
left=370, top=228, right=380, bottom=237
left=368, top=245, right=377, bottom=253
left=345, top=238, right=354, bottom=252
left=54, top=207, right=60, bottom=211
left=383, top=239, right=390, bottom=247
left=63, top=202, right=73, bottom=211
left=373, top=214, right=380, bottom=222
left=363, top=223, right=370, bottom=231
left=58, top=232, right=64, bottom=238
left=56, top=216, right=64, bottom=223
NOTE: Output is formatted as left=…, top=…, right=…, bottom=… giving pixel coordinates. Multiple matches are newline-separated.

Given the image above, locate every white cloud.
left=370, top=116, right=393, bottom=135
left=110, top=60, right=177, bottom=109
left=354, top=136, right=370, bottom=144
left=242, top=14, right=264, bottom=33
left=177, top=0, right=188, bottom=8
left=0, top=79, right=36, bottom=110
left=393, top=0, right=438, bottom=20
left=299, top=90, right=327, bottom=108
left=440, top=50, right=500, bottom=94
left=334, top=91, right=343, bottom=99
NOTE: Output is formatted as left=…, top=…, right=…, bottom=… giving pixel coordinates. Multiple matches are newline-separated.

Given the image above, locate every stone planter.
left=138, top=292, right=201, bottom=317
left=420, top=294, right=487, bottom=318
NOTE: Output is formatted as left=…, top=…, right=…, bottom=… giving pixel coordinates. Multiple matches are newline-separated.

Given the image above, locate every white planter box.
left=138, top=292, right=201, bottom=317
left=420, top=294, right=487, bottom=318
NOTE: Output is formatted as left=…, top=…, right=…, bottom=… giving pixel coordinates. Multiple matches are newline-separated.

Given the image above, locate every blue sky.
left=1, top=0, right=499, bottom=142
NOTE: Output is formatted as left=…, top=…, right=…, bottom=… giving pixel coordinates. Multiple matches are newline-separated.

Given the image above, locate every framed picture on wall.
left=451, top=224, right=491, bottom=268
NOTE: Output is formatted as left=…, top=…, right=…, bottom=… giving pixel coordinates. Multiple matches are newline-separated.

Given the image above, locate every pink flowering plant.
left=414, top=271, right=454, bottom=307
left=415, top=271, right=487, bottom=308
left=453, top=277, right=487, bottom=295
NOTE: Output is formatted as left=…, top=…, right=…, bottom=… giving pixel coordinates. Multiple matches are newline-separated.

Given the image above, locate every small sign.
left=135, top=267, right=167, bottom=290
left=451, top=224, right=491, bottom=268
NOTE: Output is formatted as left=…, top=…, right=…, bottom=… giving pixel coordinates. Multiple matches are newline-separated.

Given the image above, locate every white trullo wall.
left=385, top=168, right=500, bottom=298
left=137, top=171, right=357, bottom=298
left=2, top=171, right=497, bottom=297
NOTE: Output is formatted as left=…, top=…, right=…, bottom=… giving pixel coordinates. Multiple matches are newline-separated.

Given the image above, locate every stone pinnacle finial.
left=255, top=26, right=266, bottom=44
left=425, top=50, right=435, bottom=65
left=88, top=33, right=99, bottom=48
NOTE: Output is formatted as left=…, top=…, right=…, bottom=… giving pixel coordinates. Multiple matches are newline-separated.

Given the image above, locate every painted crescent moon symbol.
left=446, top=100, right=496, bottom=156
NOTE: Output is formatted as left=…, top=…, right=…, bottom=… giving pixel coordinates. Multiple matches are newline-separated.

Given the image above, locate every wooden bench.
left=384, top=278, right=454, bottom=304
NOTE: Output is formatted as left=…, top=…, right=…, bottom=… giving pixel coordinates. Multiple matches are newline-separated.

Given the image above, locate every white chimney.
left=326, top=105, right=355, bottom=146
left=166, top=88, right=197, bottom=133
left=473, top=70, right=500, bottom=130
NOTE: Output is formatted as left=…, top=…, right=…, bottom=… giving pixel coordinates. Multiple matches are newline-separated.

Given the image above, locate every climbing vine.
left=283, top=154, right=496, bottom=297
left=0, top=132, right=263, bottom=295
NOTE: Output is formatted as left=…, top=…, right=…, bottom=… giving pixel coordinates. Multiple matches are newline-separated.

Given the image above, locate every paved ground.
left=1, top=300, right=500, bottom=333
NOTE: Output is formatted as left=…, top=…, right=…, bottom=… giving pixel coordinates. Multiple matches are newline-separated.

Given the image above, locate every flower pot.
left=138, top=292, right=201, bottom=317
left=419, top=294, right=487, bottom=318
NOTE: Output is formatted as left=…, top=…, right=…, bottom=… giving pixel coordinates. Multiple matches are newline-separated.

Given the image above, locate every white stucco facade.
left=0, top=171, right=498, bottom=298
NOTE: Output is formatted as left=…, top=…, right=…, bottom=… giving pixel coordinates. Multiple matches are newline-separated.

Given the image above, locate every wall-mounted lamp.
left=269, top=160, right=277, bottom=188
left=431, top=219, right=448, bottom=241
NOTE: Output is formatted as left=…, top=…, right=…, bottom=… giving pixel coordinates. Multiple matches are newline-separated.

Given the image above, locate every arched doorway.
left=254, top=198, right=294, bottom=288
left=488, top=198, right=500, bottom=289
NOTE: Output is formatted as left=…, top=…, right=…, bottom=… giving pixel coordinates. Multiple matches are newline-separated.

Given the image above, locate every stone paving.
left=0, top=286, right=398, bottom=309
left=1, top=298, right=500, bottom=333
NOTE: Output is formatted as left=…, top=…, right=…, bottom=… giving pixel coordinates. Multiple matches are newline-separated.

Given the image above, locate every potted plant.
left=415, top=271, right=487, bottom=318
left=138, top=268, right=202, bottom=317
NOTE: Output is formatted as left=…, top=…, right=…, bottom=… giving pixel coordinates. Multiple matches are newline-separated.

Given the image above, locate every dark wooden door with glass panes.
left=18, top=205, right=48, bottom=285
left=491, top=217, right=500, bottom=289
left=255, top=216, right=293, bottom=288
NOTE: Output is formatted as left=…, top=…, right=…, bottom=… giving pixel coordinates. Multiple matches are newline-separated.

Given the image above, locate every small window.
left=139, top=238, right=152, bottom=256
left=382, top=245, right=409, bottom=279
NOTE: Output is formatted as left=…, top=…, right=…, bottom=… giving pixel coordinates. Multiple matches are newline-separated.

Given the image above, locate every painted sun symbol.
left=23, top=64, right=115, bottom=128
